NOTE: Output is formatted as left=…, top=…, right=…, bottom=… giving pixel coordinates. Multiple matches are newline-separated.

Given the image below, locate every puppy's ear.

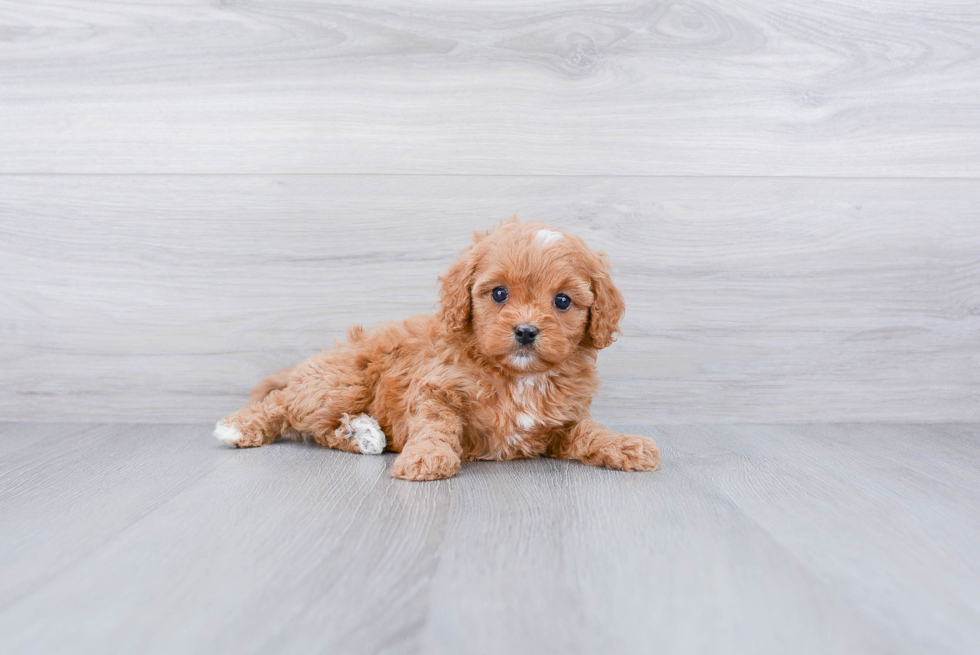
left=585, top=252, right=625, bottom=350
left=438, top=246, right=478, bottom=333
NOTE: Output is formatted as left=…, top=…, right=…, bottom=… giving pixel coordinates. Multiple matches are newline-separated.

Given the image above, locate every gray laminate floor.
left=0, top=423, right=977, bottom=655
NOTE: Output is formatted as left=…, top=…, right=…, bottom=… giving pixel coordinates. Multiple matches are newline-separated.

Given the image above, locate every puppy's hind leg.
left=214, top=388, right=291, bottom=448
left=216, top=346, right=386, bottom=454
left=333, top=413, right=387, bottom=455
left=276, top=346, right=386, bottom=455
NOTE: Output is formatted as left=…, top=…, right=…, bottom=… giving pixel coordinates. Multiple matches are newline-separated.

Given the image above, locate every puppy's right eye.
left=491, top=287, right=508, bottom=303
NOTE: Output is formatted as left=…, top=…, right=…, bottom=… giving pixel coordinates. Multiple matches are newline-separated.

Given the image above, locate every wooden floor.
left=1, top=423, right=977, bottom=654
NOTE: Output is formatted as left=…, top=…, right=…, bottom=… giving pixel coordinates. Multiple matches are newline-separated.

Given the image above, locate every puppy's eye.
left=491, top=287, right=508, bottom=303
left=554, top=293, right=572, bottom=311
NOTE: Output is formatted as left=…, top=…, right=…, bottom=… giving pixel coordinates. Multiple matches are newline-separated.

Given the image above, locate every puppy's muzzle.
left=513, top=324, right=539, bottom=346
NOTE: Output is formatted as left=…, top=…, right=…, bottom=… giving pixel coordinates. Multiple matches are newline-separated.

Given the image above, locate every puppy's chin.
left=506, top=352, right=539, bottom=371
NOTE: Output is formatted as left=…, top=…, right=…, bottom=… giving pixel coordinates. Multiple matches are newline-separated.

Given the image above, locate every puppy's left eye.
left=553, top=293, right=572, bottom=311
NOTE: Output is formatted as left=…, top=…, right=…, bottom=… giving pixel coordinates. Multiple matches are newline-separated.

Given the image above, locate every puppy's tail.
left=249, top=367, right=294, bottom=404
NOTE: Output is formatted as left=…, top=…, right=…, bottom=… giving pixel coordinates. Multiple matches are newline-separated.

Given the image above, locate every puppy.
left=214, top=219, right=661, bottom=481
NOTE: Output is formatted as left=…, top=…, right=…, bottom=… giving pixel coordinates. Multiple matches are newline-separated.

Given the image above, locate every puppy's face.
left=439, top=221, right=625, bottom=373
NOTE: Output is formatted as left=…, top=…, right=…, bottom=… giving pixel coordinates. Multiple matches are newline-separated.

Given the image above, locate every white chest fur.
left=472, top=372, right=560, bottom=460
left=506, top=374, right=550, bottom=445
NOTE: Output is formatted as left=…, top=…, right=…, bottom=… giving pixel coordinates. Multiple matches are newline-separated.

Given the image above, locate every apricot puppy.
left=215, top=219, right=661, bottom=481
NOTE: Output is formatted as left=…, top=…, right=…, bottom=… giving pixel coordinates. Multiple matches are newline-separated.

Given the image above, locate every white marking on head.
left=536, top=229, right=563, bottom=246
left=337, top=413, right=386, bottom=455
left=509, top=353, right=535, bottom=370
left=213, top=422, right=244, bottom=447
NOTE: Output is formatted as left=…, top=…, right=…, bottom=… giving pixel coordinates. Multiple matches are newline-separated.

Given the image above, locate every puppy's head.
left=438, top=219, right=625, bottom=372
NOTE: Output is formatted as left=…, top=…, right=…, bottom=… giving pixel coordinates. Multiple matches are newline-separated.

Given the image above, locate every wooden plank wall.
left=1, top=1, right=978, bottom=423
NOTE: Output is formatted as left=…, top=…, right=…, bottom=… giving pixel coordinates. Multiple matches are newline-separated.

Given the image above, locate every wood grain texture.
left=1, top=1, right=978, bottom=175
left=656, top=423, right=980, bottom=655
left=2, top=175, right=978, bottom=423
left=0, top=424, right=227, bottom=608
left=0, top=423, right=978, bottom=654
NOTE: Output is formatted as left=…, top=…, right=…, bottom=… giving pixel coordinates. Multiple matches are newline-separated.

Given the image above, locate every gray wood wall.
left=1, top=1, right=978, bottom=423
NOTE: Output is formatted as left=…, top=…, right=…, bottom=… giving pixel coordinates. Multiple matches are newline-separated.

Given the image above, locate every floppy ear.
left=437, top=246, right=478, bottom=333
left=585, top=252, right=625, bottom=350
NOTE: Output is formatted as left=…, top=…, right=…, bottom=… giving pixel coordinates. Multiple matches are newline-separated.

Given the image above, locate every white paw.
left=338, top=414, right=386, bottom=455
left=213, top=422, right=244, bottom=447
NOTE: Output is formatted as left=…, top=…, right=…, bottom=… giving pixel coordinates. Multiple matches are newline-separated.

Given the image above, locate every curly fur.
left=215, top=219, right=661, bottom=481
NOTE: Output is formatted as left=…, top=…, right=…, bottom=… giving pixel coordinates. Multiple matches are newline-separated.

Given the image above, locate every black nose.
left=514, top=324, right=539, bottom=345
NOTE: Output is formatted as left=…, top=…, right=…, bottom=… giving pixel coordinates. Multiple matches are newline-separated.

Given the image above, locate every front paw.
left=592, top=434, right=661, bottom=472
left=391, top=442, right=461, bottom=481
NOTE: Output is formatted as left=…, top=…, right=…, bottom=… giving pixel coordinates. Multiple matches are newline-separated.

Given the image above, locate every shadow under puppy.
left=215, top=219, right=661, bottom=481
